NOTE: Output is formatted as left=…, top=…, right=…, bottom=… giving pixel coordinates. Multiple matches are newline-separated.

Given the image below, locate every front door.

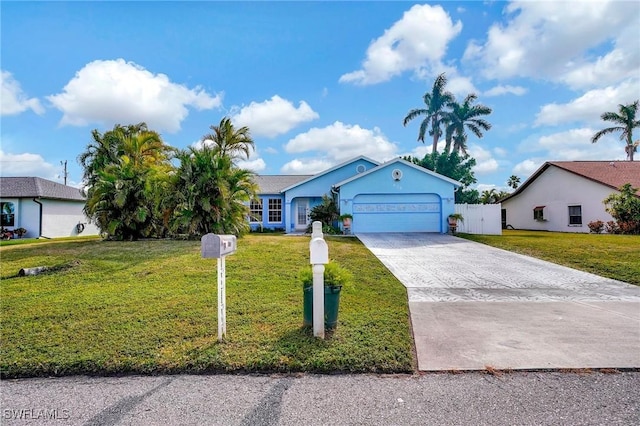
left=295, top=199, right=309, bottom=231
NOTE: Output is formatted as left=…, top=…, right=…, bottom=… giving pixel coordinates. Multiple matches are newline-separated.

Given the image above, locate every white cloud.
left=476, top=183, right=498, bottom=193
left=264, top=147, right=278, bottom=155
left=339, top=4, right=462, bottom=85
left=280, top=158, right=333, bottom=175
left=231, top=95, right=319, bottom=138
left=493, top=147, right=507, bottom=157
left=464, top=1, right=639, bottom=88
left=468, top=144, right=499, bottom=175
left=513, top=159, right=543, bottom=177
left=47, top=59, right=222, bottom=133
left=484, top=84, right=527, bottom=97
left=284, top=121, right=398, bottom=162
left=535, top=79, right=639, bottom=126
left=237, top=158, right=266, bottom=173
left=0, top=149, right=58, bottom=179
left=281, top=122, right=398, bottom=174
left=1, top=71, right=44, bottom=116
left=517, top=128, right=627, bottom=164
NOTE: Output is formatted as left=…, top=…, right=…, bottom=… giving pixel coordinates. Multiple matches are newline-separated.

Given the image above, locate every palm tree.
left=443, top=94, right=492, bottom=156
left=201, top=117, right=255, bottom=161
left=591, top=100, right=640, bottom=161
left=403, top=73, right=455, bottom=154
left=507, top=175, right=521, bottom=190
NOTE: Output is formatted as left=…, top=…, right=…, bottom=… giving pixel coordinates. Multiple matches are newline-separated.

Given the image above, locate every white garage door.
left=352, top=193, right=442, bottom=233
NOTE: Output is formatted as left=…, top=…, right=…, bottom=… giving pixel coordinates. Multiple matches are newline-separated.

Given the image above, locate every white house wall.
left=501, top=166, right=616, bottom=233
left=40, top=199, right=99, bottom=238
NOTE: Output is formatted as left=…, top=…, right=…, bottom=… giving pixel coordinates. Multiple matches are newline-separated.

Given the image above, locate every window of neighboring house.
left=568, top=205, right=582, bottom=226
left=1, top=202, right=15, bottom=227
left=533, top=206, right=545, bottom=221
left=249, top=199, right=263, bottom=223
left=268, top=199, right=282, bottom=223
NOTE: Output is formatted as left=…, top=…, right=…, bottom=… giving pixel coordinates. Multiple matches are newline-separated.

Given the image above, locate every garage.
left=352, top=193, right=442, bottom=233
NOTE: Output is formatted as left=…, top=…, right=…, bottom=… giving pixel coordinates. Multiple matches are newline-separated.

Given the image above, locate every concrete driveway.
left=358, top=233, right=640, bottom=371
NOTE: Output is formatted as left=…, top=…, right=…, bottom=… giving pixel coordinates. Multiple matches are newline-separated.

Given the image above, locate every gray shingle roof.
left=0, top=177, right=85, bottom=201
left=254, top=175, right=312, bottom=194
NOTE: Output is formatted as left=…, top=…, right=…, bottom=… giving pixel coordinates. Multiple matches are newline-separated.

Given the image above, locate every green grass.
left=0, top=235, right=101, bottom=247
left=0, top=235, right=413, bottom=378
left=459, top=230, right=640, bottom=285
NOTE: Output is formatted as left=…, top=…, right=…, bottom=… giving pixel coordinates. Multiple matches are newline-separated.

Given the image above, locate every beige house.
left=501, top=161, right=640, bottom=233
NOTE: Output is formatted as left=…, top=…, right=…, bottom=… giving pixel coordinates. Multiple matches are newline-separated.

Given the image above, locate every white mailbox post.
left=309, top=221, right=329, bottom=339
left=201, top=233, right=237, bottom=341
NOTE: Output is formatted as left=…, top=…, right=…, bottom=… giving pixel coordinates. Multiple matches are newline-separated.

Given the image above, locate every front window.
left=268, top=199, right=282, bottom=223
left=1, top=202, right=15, bottom=227
left=568, top=205, right=582, bottom=225
left=249, top=199, right=262, bottom=223
left=533, top=206, right=545, bottom=221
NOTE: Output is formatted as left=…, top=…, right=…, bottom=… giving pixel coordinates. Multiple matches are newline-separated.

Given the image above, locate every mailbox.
left=309, top=238, right=329, bottom=265
left=201, top=234, right=237, bottom=258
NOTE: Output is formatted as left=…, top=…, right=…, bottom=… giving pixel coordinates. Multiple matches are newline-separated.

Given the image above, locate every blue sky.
left=2, top=1, right=639, bottom=192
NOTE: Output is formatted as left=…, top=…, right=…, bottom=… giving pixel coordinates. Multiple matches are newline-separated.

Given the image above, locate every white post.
left=217, top=257, right=227, bottom=341
left=312, top=264, right=325, bottom=339
left=309, top=221, right=329, bottom=339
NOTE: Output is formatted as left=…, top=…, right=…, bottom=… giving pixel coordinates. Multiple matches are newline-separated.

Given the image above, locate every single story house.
left=0, top=177, right=100, bottom=239
left=251, top=156, right=462, bottom=234
left=501, top=161, right=640, bottom=233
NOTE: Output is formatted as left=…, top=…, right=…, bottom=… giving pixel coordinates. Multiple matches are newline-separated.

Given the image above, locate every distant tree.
left=308, top=194, right=339, bottom=231
left=443, top=94, right=492, bottom=155
left=603, top=183, right=640, bottom=234
left=591, top=100, right=640, bottom=161
left=405, top=151, right=479, bottom=203
left=403, top=73, right=455, bottom=154
left=479, top=189, right=510, bottom=204
left=201, top=117, right=255, bottom=161
left=507, top=175, right=521, bottom=190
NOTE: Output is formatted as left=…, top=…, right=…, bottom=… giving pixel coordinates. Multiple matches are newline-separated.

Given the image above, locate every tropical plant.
left=403, top=73, right=455, bottom=154
left=81, top=123, right=174, bottom=240
left=507, top=175, right=521, bottom=190
left=591, top=100, right=640, bottom=161
left=448, top=213, right=464, bottom=223
left=308, top=194, right=339, bottom=228
left=172, top=144, right=256, bottom=237
left=603, top=183, right=640, bottom=234
left=299, top=261, right=353, bottom=290
left=443, top=93, right=492, bottom=155
left=201, top=117, right=255, bottom=161
left=404, top=151, right=478, bottom=203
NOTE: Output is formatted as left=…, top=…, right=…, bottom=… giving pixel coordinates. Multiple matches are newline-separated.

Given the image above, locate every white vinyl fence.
left=454, top=203, right=502, bottom=235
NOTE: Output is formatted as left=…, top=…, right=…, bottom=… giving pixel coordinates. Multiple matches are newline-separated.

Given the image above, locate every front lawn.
left=0, top=235, right=413, bottom=378
left=459, top=230, right=640, bottom=285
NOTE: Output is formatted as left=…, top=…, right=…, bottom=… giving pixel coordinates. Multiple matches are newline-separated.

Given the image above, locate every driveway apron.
left=358, top=233, right=640, bottom=371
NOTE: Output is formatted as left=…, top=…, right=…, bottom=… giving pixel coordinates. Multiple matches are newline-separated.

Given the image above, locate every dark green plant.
left=308, top=194, right=338, bottom=227
left=299, top=261, right=354, bottom=291
left=603, top=184, right=640, bottom=234
left=591, top=100, right=639, bottom=161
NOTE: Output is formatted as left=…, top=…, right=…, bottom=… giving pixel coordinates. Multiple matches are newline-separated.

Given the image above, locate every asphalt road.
left=2, top=372, right=639, bottom=425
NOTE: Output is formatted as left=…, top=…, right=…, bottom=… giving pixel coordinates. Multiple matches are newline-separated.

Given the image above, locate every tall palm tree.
left=591, top=100, right=640, bottom=161
left=403, top=73, right=455, bottom=154
left=443, top=94, right=492, bottom=156
left=507, top=175, right=521, bottom=190
left=201, top=117, right=255, bottom=161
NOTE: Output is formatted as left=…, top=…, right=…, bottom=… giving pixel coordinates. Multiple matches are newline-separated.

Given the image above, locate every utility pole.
left=60, top=160, right=68, bottom=185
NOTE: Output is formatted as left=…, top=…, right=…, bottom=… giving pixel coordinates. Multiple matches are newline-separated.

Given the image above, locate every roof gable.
left=0, top=177, right=85, bottom=201
left=504, top=161, right=640, bottom=202
left=279, top=156, right=380, bottom=192
left=333, top=157, right=462, bottom=188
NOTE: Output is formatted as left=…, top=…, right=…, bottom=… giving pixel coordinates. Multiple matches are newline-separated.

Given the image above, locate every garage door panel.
left=352, top=193, right=441, bottom=233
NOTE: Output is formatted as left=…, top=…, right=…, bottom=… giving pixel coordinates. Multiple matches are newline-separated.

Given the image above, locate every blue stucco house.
left=250, top=156, right=461, bottom=234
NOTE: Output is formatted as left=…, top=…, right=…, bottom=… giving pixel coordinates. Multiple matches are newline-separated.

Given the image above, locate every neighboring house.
left=501, top=161, right=640, bottom=233
left=251, top=156, right=462, bottom=234
left=0, top=177, right=100, bottom=239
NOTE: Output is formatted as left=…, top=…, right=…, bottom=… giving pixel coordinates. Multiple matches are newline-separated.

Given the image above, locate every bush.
left=605, top=220, right=620, bottom=234
left=299, top=261, right=353, bottom=291
left=587, top=220, right=604, bottom=234
left=603, top=183, right=640, bottom=234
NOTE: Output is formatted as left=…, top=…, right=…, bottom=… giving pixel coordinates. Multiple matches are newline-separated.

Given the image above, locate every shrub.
left=605, top=220, right=620, bottom=234
left=299, top=261, right=354, bottom=291
left=587, top=220, right=604, bottom=234
left=603, top=183, right=640, bottom=235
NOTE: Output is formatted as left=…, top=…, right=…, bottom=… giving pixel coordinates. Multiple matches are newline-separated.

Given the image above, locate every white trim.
left=279, top=156, right=380, bottom=192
